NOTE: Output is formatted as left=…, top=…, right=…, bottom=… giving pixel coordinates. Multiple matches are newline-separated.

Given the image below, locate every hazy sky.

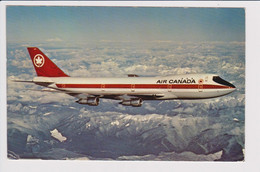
left=7, top=6, right=245, bottom=43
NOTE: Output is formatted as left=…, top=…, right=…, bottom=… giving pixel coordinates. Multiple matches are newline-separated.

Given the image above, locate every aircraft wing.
left=13, top=78, right=165, bottom=106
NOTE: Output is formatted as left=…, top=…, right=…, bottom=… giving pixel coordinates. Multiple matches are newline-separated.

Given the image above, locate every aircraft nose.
left=224, top=80, right=235, bottom=89
left=231, top=87, right=236, bottom=92
left=229, top=84, right=236, bottom=93
left=229, top=82, right=236, bottom=89
left=227, top=82, right=236, bottom=92
left=213, top=76, right=236, bottom=89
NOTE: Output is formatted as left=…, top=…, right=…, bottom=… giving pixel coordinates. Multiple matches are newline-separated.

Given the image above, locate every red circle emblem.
left=33, top=54, right=45, bottom=68
left=198, top=79, right=204, bottom=84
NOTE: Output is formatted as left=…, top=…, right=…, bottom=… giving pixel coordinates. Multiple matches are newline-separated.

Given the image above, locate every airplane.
left=14, top=47, right=236, bottom=107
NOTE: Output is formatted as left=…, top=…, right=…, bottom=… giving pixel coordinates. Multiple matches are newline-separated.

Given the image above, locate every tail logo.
left=33, top=54, right=45, bottom=67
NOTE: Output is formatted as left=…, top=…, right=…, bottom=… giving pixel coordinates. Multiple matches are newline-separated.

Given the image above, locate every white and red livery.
left=16, top=47, right=236, bottom=107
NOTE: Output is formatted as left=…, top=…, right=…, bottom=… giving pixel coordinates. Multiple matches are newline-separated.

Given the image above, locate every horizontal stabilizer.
left=13, top=79, right=54, bottom=87
left=28, top=89, right=62, bottom=93
left=12, top=79, right=34, bottom=83
left=28, top=89, right=82, bottom=95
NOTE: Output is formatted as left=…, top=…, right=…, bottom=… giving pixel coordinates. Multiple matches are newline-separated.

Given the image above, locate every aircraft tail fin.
left=27, top=47, right=69, bottom=77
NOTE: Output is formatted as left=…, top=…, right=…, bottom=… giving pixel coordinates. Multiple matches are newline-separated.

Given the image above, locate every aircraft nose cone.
left=229, top=86, right=236, bottom=94
left=213, top=76, right=236, bottom=89
left=230, top=83, right=236, bottom=89
left=227, top=82, right=236, bottom=89
left=226, top=82, right=236, bottom=94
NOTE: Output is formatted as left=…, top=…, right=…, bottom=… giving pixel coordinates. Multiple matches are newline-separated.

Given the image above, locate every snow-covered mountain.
left=7, top=42, right=245, bottom=161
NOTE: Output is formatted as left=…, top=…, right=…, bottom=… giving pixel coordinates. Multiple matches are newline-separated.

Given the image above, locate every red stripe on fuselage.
left=56, top=84, right=231, bottom=89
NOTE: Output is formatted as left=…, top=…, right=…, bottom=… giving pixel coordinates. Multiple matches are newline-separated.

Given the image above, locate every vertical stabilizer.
left=27, top=47, right=69, bottom=77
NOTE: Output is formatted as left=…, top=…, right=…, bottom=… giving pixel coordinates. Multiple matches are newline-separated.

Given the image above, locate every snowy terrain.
left=7, top=41, right=245, bottom=161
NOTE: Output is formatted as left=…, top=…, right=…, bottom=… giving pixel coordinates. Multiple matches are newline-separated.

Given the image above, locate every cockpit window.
left=213, top=76, right=235, bottom=88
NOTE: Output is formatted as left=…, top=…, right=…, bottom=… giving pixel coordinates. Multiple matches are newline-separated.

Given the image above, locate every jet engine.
left=120, top=98, right=143, bottom=107
left=76, top=97, right=99, bottom=106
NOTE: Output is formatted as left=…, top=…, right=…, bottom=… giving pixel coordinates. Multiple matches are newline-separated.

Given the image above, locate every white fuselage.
left=33, top=74, right=236, bottom=100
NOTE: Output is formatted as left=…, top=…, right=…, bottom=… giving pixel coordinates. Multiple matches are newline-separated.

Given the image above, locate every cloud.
left=37, top=92, right=73, bottom=105
left=11, top=59, right=32, bottom=69
left=144, top=103, right=156, bottom=111
left=8, top=103, right=23, bottom=112
left=7, top=41, right=245, bottom=160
